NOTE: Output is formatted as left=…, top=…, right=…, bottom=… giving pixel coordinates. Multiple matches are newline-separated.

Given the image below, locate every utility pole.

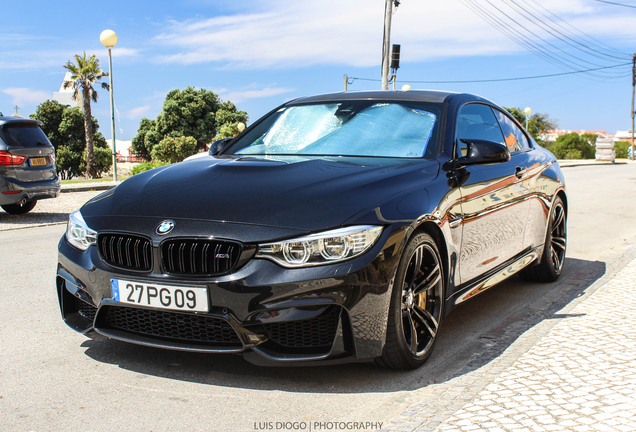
left=632, top=54, right=636, bottom=160
left=381, top=0, right=394, bottom=90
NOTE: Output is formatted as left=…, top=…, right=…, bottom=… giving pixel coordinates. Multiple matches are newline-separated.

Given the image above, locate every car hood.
left=81, top=155, right=439, bottom=231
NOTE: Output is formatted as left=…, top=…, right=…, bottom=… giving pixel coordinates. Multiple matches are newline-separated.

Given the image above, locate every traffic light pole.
left=381, top=0, right=393, bottom=91
left=631, top=54, right=635, bottom=161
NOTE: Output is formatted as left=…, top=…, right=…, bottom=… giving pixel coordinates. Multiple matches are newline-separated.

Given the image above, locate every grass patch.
left=61, top=176, right=130, bottom=184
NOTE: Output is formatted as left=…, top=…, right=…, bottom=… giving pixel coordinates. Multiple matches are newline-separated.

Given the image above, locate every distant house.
left=614, top=130, right=636, bottom=142
left=539, top=129, right=613, bottom=142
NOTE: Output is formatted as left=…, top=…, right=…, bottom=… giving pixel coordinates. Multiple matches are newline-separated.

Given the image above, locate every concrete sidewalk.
left=380, top=246, right=636, bottom=432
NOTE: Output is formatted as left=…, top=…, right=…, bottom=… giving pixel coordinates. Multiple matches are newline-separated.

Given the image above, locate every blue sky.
left=1, top=0, right=635, bottom=141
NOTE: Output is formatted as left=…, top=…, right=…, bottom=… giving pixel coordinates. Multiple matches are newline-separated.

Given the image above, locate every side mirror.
left=457, top=139, right=510, bottom=166
left=209, top=138, right=233, bottom=156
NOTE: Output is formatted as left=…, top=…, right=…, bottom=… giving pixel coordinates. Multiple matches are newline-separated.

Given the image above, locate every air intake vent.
left=160, top=239, right=242, bottom=275
left=264, top=306, right=341, bottom=348
left=104, top=306, right=242, bottom=346
left=98, top=233, right=152, bottom=271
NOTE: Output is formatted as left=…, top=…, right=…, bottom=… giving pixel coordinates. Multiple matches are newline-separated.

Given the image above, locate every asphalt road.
left=1, top=163, right=635, bottom=432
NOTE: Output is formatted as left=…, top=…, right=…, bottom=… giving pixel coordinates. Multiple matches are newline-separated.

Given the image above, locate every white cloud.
left=218, top=86, right=294, bottom=103
left=111, top=47, right=139, bottom=57
left=126, top=105, right=151, bottom=119
left=152, top=0, right=635, bottom=69
left=2, top=87, right=52, bottom=105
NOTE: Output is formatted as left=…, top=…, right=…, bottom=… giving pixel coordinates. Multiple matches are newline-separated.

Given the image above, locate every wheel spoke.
left=552, top=207, right=564, bottom=231
left=406, top=312, right=418, bottom=354
left=407, top=247, right=423, bottom=286
left=414, top=264, right=441, bottom=295
left=413, top=305, right=438, bottom=338
left=552, top=236, right=566, bottom=251
left=550, top=245, right=560, bottom=269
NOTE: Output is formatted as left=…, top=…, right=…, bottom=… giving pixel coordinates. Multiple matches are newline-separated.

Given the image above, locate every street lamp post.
left=524, top=107, right=532, bottom=131
left=100, top=29, right=118, bottom=182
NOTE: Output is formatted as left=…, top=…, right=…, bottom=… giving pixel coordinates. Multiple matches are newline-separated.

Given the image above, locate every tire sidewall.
left=387, top=232, right=444, bottom=368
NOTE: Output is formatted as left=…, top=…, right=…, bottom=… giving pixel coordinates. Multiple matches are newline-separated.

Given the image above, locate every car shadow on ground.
left=80, top=256, right=606, bottom=394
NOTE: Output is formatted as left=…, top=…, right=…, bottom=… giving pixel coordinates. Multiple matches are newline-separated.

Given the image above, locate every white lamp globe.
left=237, top=122, right=246, bottom=132
left=524, top=107, right=532, bottom=116
left=401, top=84, right=412, bottom=91
left=100, top=30, right=118, bottom=48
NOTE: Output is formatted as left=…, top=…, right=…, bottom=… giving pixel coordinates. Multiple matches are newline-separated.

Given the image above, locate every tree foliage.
left=31, top=101, right=112, bottom=179
left=132, top=87, right=248, bottom=161
left=549, top=132, right=596, bottom=160
left=29, top=100, right=66, bottom=151
left=63, top=51, right=109, bottom=178
left=151, top=136, right=198, bottom=164
left=503, top=107, right=558, bottom=147
left=614, top=141, right=633, bottom=158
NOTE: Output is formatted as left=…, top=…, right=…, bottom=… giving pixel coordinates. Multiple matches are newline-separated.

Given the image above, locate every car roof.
left=0, top=116, right=43, bottom=126
left=289, top=89, right=463, bottom=105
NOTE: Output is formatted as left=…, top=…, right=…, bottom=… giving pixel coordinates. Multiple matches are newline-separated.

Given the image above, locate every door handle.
left=515, top=166, right=526, bottom=178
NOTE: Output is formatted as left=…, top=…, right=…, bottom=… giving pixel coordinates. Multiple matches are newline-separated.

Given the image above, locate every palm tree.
left=63, top=52, right=109, bottom=179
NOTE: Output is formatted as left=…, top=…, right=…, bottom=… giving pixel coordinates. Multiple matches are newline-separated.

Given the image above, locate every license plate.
left=30, top=157, right=47, bottom=166
left=111, top=279, right=209, bottom=312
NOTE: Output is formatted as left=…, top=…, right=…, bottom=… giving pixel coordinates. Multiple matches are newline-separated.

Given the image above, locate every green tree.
left=31, top=101, right=111, bottom=179
left=527, top=113, right=558, bottom=147
left=503, top=107, right=558, bottom=147
left=151, top=136, right=198, bottom=164
left=549, top=132, right=595, bottom=160
left=57, top=107, right=112, bottom=179
left=132, top=87, right=248, bottom=159
left=580, top=133, right=598, bottom=148
left=614, top=141, right=630, bottom=158
left=503, top=107, right=526, bottom=125
left=63, top=52, right=109, bottom=178
left=29, top=100, right=67, bottom=150
left=130, top=118, right=159, bottom=161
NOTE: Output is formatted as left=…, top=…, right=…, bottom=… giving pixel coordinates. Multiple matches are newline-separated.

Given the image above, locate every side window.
left=493, top=110, right=530, bottom=152
left=456, top=104, right=505, bottom=157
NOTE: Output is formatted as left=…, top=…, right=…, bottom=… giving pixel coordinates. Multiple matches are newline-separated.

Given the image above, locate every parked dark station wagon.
left=0, top=115, right=60, bottom=214
left=56, top=90, right=567, bottom=369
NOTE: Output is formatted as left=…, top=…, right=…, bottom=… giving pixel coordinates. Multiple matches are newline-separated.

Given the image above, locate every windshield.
left=231, top=101, right=441, bottom=159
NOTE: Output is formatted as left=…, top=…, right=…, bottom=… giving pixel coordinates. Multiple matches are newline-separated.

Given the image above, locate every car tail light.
left=0, top=151, right=26, bottom=165
left=50, top=153, right=56, bottom=164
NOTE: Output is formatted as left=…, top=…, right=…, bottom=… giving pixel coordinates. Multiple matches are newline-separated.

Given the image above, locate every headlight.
left=256, top=225, right=383, bottom=268
left=66, top=210, right=97, bottom=251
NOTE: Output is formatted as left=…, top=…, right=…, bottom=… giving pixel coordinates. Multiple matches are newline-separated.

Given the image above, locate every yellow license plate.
left=30, top=157, right=47, bottom=166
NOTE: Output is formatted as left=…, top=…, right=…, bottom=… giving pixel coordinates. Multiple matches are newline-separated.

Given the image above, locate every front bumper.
left=56, top=226, right=408, bottom=365
left=0, top=175, right=60, bottom=205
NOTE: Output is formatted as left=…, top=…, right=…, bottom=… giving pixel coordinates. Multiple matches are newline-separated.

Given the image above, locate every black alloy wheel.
left=1, top=199, right=37, bottom=215
left=377, top=232, right=444, bottom=370
left=520, top=196, right=567, bottom=282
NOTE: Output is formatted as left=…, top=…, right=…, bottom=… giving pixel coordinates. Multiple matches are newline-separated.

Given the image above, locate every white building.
left=53, top=72, right=82, bottom=107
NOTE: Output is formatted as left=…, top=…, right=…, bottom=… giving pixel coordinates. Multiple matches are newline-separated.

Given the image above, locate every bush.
left=131, top=161, right=168, bottom=176
left=550, top=133, right=595, bottom=159
left=614, top=141, right=633, bottom=159
left=151, top=136, right=198, bottom=164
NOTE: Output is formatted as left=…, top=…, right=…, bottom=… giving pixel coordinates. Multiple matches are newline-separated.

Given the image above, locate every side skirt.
left=446, top=248, right=540, bottom=311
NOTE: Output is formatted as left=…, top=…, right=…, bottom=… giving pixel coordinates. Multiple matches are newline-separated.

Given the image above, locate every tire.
left=1, top=199, right=37, bottom=215
left=377, top=232, right=444, bottom=370
left=520, top=196, right=566, bottom=282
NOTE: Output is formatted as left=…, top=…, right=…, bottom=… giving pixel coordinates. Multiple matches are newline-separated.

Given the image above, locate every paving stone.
left=379, top=249, right=636, bottom=432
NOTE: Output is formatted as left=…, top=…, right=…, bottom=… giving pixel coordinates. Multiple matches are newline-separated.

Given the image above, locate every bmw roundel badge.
left=156, top=220, right=175, bottom=235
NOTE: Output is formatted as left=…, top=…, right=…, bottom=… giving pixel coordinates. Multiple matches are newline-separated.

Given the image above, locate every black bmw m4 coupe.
left=57, top=90, right=567, bottom=370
